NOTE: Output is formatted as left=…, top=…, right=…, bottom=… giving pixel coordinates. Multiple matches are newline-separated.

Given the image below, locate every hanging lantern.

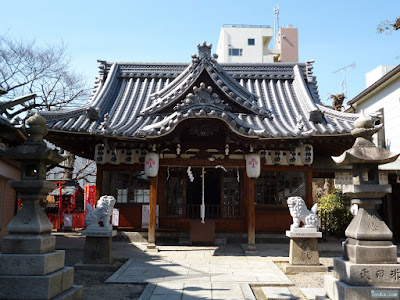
left=144, top=152, right=159, bottom=177
left=246, top=153, right=261, bottom=179
left=300, top=144, right=313, bottom=165
left=286, top=149, right=298, bottom=165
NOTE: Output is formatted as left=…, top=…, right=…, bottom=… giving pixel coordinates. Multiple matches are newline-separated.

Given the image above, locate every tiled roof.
left=42, top=43, right=358, bottom=140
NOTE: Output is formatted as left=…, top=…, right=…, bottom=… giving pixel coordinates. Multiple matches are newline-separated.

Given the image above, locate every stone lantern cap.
left=0, top=110, right=64, bottom=164
left=332, top=111, right=399, bottom=166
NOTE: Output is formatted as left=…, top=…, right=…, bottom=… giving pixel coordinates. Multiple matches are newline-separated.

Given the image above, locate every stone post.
left=318, top=112, right=400, bottom=300
left=285, top=197, right=327, bottom=273
left=0, top=111, right=82, bottom=299
left=75, top=195, right=119, bottom=271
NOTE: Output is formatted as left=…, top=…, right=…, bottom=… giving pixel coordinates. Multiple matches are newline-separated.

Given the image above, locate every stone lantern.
left=0, top=111, right=82, bottom=299
left=318, top=112, right=400, bottom=299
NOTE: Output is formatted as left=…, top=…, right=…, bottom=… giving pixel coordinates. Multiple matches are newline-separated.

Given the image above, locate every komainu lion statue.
left=85, top=195, right=116, bottom=230
left=287, top=196, right=318, bottom=230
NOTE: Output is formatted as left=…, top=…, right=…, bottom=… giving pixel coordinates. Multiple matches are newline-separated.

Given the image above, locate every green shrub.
left=318, top=189, right=353, bottom=237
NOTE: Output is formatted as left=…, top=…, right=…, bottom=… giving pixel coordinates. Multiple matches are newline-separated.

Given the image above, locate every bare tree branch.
left=377, top=17, right=400, bottom=34
left=0, top=34, right=95, bottom=183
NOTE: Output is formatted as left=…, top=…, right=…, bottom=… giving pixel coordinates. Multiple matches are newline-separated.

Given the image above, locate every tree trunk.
left=63, top=152, right=75, bottom=180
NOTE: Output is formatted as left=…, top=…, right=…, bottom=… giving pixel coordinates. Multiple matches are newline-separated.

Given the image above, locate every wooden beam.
left=147, top=175, right=158, bottom=249
left=160, top=158, right=245, bottom=167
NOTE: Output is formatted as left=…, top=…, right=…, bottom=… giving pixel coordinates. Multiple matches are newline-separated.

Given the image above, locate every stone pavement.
left=107, top=245, right=293, bottom=300
left=54, top=232, right=379, bottom=299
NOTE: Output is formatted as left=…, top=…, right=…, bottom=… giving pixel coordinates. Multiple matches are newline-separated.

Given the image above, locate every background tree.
left=0, top=35, right=88, bottom=119
left=0, top=34, right=95, bottom=183
left=377, top=17, right=400, bottom=34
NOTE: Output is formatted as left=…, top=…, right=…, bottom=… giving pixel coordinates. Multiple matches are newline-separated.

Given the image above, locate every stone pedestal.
left=285, top=228, right=328, bottom=273
left=0, top=111, right=82, bottom=299
left=75, top=230, right=120, bottom=271
left=317, top=112, right=400, bottom=300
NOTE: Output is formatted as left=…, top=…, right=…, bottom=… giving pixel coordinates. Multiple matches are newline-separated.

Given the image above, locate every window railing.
left=186, top=204, right=241, bottom=219
left=165, top=204, right=241, bottom=219
left=223, top=24, right=271, bottom=28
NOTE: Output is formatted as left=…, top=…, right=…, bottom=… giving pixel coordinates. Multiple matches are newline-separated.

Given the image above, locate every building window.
left=373, top=108, right=385, bottom=148
left=255, top=171, right=306, bottom=206
left=165, top=167, right=184, bottom=216
left=223, top=168, right=241, bottom=218
left=117, top=188, right=128, bottom=203
left=248, top=38, right=255, bottom=46
left=102, top=170, right=150, bottom=204
left=228, top=48, right=243, bottom=56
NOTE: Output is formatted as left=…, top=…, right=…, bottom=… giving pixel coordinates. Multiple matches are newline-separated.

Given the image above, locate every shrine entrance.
left=186, top=168, right=222, bottom=219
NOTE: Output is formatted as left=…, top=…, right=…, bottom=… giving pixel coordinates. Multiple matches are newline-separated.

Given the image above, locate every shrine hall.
left=42, top=43, right=359, bottom=249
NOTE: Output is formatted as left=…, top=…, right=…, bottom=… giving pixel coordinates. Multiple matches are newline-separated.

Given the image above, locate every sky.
left=1, top=0, right=400, bottom=104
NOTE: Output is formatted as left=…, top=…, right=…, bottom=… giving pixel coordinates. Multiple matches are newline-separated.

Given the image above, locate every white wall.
left=366, top=65, right=396, bottom=88
left=354, top=79, right=400, bottom=155
left=216, top=26, right=274, bottom=63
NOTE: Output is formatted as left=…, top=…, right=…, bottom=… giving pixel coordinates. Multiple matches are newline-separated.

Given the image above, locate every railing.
left=186, top=204, right=241, bottom=219
left=223, top=24, right=271, bottom=28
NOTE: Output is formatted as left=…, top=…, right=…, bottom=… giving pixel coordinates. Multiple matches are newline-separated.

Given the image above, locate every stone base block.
left=1, top=233, right=55, bottom=254
left=83, top=236, right=113, bottom=264
left=286, top=229, right=322, bottom=238
left=0, top=250, right=64, bottom=276
left=146, top=243, right=159, bottom=252
left=81, top=229, right=116, bottom=237
left=333, top=257, right=400, bottom=287
left=284, top=264, right=328, bottom=273
left=0, top=266, right=74, bottom=300
left=53, top=285, right=83, bottom=300
left=289, top=238, right=320, bottom=265
left=343, top=238, right=397, bottom=264
left=245, top=250, right=259, bottom=256
left=323, top=274, right=400, bottom=300
left=74, top=261, right=122, bottom=272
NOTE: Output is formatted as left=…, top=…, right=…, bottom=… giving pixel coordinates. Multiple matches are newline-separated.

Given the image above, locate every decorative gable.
left=141, top=42, right=271, bottom=119
left=173, top=82, right=230, bottom=112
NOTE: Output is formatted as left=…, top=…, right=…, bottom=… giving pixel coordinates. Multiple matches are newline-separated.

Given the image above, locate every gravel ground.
left=64, top=249, right=146, bottom=300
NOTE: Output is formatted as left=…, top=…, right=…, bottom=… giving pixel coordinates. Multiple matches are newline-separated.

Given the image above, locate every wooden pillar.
left=245, top=174, right=256, bottom=251
left=147, top=175, right=158, bottom=249
left=95, top=164, right=103, bottom=203
left=306, top=166, right=313, bottom=208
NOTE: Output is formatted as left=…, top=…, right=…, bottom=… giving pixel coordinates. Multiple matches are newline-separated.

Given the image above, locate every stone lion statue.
left=287, top=196, right=318, bottom=230
left=85, top=195, right=116, bottom=231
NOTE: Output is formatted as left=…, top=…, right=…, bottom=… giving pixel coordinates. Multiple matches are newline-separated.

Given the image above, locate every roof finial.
left=197, top=41, right=212, bottom=59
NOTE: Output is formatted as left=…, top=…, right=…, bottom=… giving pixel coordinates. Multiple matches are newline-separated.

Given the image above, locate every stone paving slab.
left=261, top=287, right=296, bottom=299
left=107, top=257, right=292, bottom=285
left=107, top=245, right=293, bottom=299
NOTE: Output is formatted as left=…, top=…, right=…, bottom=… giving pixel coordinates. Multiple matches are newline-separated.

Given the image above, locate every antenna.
left=333, top=62, right=355, bottom=98
left=273, top=5, right=280, bottom=42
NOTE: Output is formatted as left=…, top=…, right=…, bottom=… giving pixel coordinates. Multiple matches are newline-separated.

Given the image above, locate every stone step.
left=215, top=237, right=227, bottom=245
left=53, top=285, right=83, bottom=300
